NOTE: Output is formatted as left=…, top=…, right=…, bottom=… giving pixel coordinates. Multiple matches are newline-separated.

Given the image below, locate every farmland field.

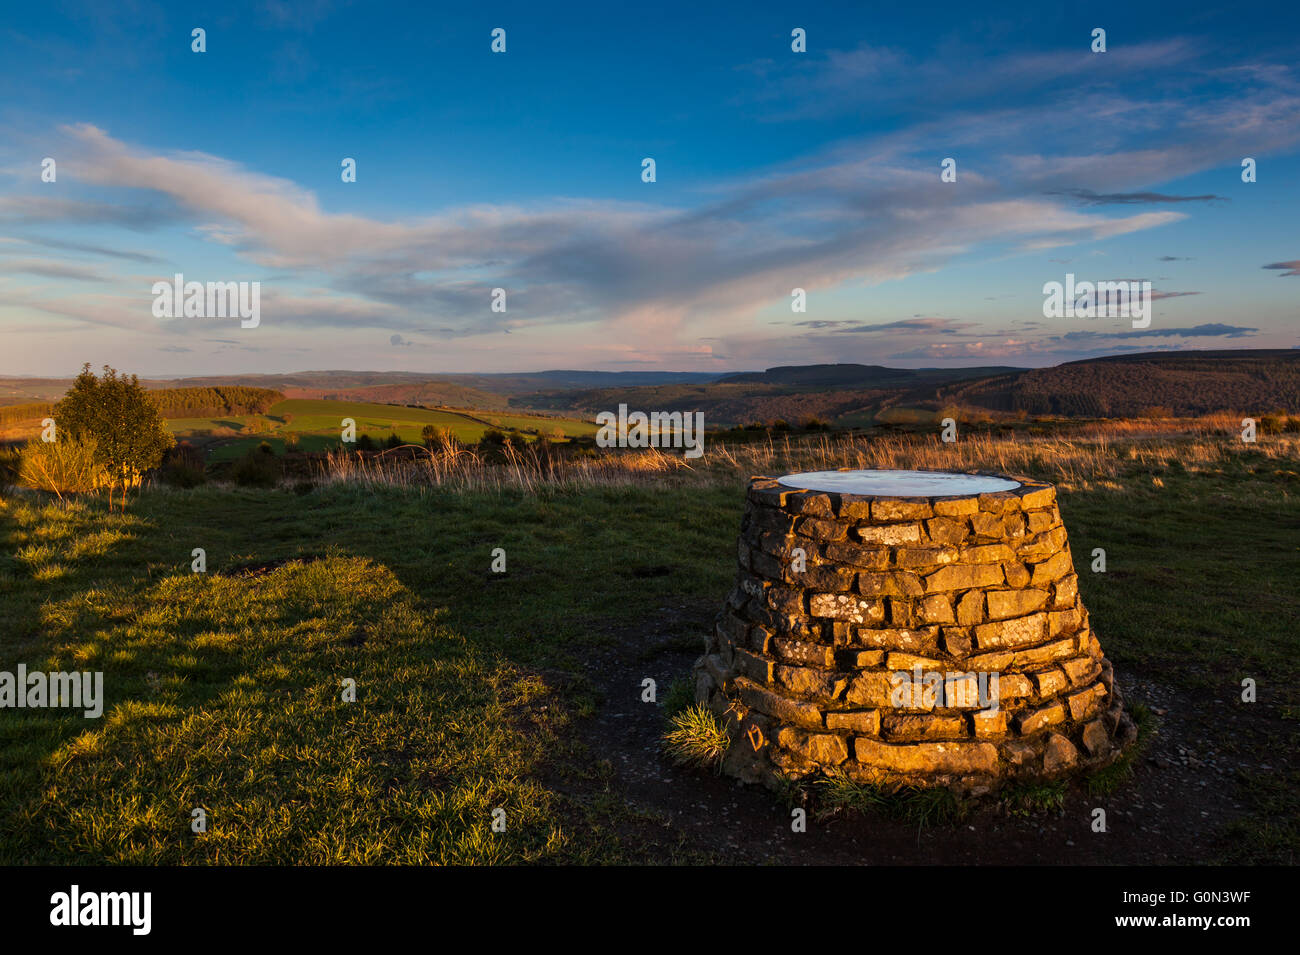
left=164, top=399, right=600, bottom=462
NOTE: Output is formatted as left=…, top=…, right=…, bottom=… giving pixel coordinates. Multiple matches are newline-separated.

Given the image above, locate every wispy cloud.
left=1049, top=189, right=1227, bottom=205
left=1262, top=260, right=1300, bottom=277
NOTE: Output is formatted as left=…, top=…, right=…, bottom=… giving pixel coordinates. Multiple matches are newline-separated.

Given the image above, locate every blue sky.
left=1, top=0, right=1298, bottom=376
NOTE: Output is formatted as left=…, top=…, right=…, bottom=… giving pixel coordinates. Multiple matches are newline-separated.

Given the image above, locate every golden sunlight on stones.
left=693, top=468, right=1137, bottom=795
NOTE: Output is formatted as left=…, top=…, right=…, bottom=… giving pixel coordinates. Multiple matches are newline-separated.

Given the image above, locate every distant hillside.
left=517, top=380, right=902, bottom=426
left=945, top=350, right=1300, bottom=417
left=523, top=364, right=1027, bottom=426
left=719, top=363, right=1024, bottom=389
left=2, top=350, right=1293, bottom=428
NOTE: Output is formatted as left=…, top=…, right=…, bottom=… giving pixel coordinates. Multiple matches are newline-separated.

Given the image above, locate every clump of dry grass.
left=662, top=705, right=731, bottom=771
left=320, top=441, right=693, bottom=492
left=317, top=427, right=1299, bottom=493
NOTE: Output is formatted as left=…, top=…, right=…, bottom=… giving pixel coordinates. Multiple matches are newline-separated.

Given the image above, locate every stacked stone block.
left=694, top=471, right=1137, bottom=794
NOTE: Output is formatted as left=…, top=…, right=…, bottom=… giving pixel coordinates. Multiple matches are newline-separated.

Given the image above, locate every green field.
left=1, top=440, right=1297, bottom=864
left=166, top=399, right=599, bottom=462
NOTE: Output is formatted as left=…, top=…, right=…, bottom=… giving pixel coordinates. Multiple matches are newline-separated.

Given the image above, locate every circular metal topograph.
left=776, top=468, right=1022, bottom=498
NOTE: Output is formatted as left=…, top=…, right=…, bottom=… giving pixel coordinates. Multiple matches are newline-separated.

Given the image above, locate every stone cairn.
left=694, top=469, right=1137, bottom=794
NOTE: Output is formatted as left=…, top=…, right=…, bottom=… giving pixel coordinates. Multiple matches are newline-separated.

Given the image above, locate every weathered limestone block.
left=974, top=611, right=1048, bottom=649
left=1030, top=667, right=1070, bottom=698
left=856, top=571, right=925, bottom=597
left=775, top=663, right=847, bottom=700
left=1061, top=654, right=1102, bottom=686
left=733, top=647, right=774, bottom=683
left=1002, top=560, right=1031, bottom=588
left=772, top=638, right=836, bottom=668
left=1010, top=635, right=1077, bottom=668
left=1042, top=733, right=1080, bottom=773
left=882, top=713, right=968, bottom=741
left=970, top=512, right=1007, bottom=538
left=826, top=709, right=881, bottom=735
left=872, top=499, right=934, bottom=521
left=735, top=677, right=825, bottom=729
left=796, top=516, right=849, bottom=542
left=1019, top=524, right=1069, bottom=558
left=933, top=497, right=978, bottom=517
left=986, top=588, right=1050, bottom=619
left=924, top=563, right=1004, bottom=593
left=918, top=593, right=956, bottom=624
left=776, top=726, right=849, bottom=766
left=809, top=593, right=885, bottom=624
left=799, top=564, right=856, bottom=591
left=1030, top=550, right=1074, bottom=587
left=1025, top=508, right=1060, bottom=533
left=852, top=626, right=940, bottom=651
left=961, top=543, right=1016, bottom=564
left=942, top=626, right=973, bottom=657
left=1052, top=574, right=1079, bottom=610
left=956, top=590, right=986, bottom=625
left=1066, top=683, right=1107, bottom=722
left=845, top=671, right=898, bottom=707
left=854, top=737, right=998, bottom=774
left=1016, top=701, right=1066, bottom=735
left=823, top=540, right=891, bottom=569
left=926, top=517, right=969, bottom=544
left=895, top=545, right=960, bottom=568
left=971, top=709, right=1009, bottom=737
left=857, top=523, right=923, bottom=545
left=785, top=491, right=834, bottom=517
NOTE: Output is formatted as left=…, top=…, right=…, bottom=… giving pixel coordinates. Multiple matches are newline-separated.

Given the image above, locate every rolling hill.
left=940, top=350, right=1300, bottom=417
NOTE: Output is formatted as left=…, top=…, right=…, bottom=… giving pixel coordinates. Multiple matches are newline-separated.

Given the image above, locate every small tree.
left=54, top=364, right=174, bottom=509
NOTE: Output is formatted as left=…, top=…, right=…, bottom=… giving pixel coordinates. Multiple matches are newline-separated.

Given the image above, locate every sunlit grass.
left=1, top=427, right=1296, bottom=863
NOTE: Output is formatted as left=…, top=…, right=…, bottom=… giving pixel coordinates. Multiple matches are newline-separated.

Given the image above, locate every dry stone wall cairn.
left=694, top=471, right=1138, bottom=794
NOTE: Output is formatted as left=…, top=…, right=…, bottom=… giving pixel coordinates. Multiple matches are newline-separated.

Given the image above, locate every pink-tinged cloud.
left=1262, top=260, right=1300, bottom=277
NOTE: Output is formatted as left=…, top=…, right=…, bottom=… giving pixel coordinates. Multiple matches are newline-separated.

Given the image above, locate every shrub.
left=18, top=436, right=106, bottom=500
left=231, top=442, right=281, bottom=488
left=355, top=433, right=377, bottom=451
left=1260, top=413, right=1287, bottom=435
left=54, top=364, right=173, bottom=508
left=0, top=446, right=21, bottom=489
left=384, top=432, right=403, bottom=450
left=1138, top=406, right=1173, bottom=419
left=479, top=428, right=507, bottom=448
left=162, top=441, right=206, bottom=488
left=422, top=424, right=456, bottom=449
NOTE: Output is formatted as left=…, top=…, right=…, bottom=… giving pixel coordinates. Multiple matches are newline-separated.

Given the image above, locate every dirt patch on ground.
left=567, top=597, right=1283, bottom=865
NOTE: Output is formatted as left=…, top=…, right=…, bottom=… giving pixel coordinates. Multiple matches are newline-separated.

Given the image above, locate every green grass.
left=166, top=399, right=599, bottom=462
left=1001, top=781, right=1067, bottom=817
left=813, top=775, right=967, bottom=826
left=0, top=481, right=739, bottom=863
left=659, top=676, right=694, bottom=720
left=1063, top=460, right=1300, bottom=703
left=1, top=444, right=1297, bottom=863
